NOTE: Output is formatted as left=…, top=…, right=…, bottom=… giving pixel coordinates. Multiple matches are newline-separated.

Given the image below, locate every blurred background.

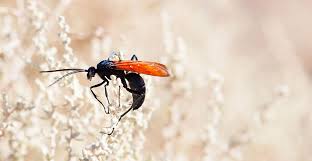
left=1, top=0, right=312, bottom=161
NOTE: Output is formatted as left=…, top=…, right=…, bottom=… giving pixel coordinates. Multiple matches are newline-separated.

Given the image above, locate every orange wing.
left=112, top=61, right=170, bottom=77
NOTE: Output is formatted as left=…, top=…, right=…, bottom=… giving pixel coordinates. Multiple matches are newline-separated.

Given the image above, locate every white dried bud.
left=58, top=16, right=65, bottom=27
left=274, top=84, right=290, bottom=97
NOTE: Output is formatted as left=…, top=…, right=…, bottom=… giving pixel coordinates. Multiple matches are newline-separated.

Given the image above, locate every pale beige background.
left=1, top=0, right=312, bottom=161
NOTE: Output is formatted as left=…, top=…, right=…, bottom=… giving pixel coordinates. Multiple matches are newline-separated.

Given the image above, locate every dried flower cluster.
left=0, top=1, right=152, bottom=161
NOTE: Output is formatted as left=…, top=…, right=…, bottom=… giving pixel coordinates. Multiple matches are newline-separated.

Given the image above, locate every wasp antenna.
left=47, top=70, right=86, bottom=87
left=40, top=68, right=87, bottom=73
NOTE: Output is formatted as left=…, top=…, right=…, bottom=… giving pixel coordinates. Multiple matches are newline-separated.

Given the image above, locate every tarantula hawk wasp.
left=40, top=54, right=169, bottom=134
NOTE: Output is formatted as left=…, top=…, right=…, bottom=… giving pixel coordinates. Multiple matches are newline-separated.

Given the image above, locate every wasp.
left=40, top=54, right=169, bottom=134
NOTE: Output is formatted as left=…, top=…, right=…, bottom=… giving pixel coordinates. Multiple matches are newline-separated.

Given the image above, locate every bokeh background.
left=1, top=0, right=312, bottom=161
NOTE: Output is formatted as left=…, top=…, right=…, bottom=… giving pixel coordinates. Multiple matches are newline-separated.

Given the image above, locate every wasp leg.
left=104, top=82, right=110, bottom=105
left=125, top=55, right=139, bottom=75
left=90, top=80, right=110, bottom=114
left=106, top=94, right=145, bottom=135
left=107, top=106, right=132, bottom=135
left=105, top=106, right=132, bottom=135
left=131, top=54, right=138, bottom=61
left=118, top=86, right=121, bottom=107
left=104, top=74, right=146, bottom=135
left=120, top=77, right=141, bottom=95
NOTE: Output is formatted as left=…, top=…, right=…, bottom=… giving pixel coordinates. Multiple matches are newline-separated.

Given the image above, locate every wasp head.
left=87, top=66, right=96, bottom=81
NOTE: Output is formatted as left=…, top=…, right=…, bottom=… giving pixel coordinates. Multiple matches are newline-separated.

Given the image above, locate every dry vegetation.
left=1, top=0, right=312, bottom=161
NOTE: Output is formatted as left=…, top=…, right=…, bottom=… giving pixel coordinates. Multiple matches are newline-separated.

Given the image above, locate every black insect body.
left=125, top=73, right=146, bottom=110
left=40, top=54, right=169, bottom=134
left=86, top=55, right=147, bottom=114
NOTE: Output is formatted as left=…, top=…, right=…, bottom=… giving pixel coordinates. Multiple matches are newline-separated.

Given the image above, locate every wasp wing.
left=112, top=61, right=170, bottom=77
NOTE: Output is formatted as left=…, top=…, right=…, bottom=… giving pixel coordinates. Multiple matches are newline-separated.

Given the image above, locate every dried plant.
left=0, top=1, right=311, bottom=161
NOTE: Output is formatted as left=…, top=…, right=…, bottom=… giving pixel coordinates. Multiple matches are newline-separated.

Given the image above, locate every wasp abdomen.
left=125, top=73, right=146, bottom=110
